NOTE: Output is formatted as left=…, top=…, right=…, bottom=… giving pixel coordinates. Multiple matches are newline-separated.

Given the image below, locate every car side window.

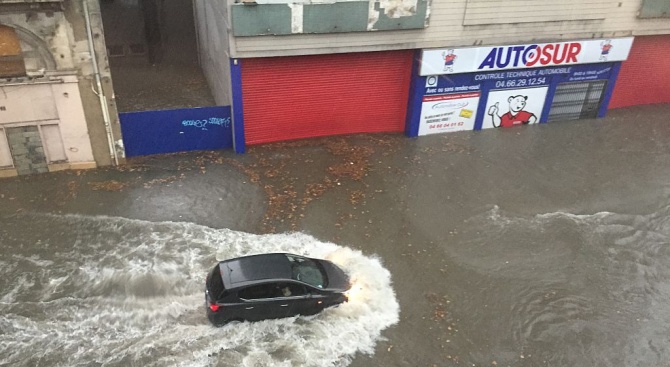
left=238, top=284, right=278, bottom=300
left=277, top=283, right=306, bottom=297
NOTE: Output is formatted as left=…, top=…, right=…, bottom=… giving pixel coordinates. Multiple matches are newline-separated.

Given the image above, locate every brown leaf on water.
left=66, top=181, right=78, bottom=199
left=89, top=180, right=128, bottom=192
left=349, top=190, right=365, bottom=205
left=306, top=183, right=328, bottom=197
left=142, top=174, right=185, bottom=188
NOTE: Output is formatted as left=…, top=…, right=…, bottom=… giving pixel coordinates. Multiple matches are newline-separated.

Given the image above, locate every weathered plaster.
left=369, top=0, right=422, bottom=31
left=0, top=0, right=124, bottom=168
left=288, top=3, right=303, bottom=34
left=50, top=75, right=95, bottom=164
left=0, top=12, right=68, bottom=73
left=63, top=0, right=125, bottom=166
left=379, top=0, right=418, bottom=18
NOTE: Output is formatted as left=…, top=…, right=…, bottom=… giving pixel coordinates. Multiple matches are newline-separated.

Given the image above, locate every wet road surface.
left=1, top=105, right=670, bottom=366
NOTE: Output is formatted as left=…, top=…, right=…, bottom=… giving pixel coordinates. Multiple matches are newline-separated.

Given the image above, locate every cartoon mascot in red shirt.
left=600, top=40, right=613, bottom=61
left=442, top=49, right=457, bottom=72
left=487, top=95, right=538, bottom=128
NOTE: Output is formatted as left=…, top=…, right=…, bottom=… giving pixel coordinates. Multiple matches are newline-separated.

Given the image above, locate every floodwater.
left=1, top=105, right=670, bottom=366
left=0, top=214, right=398, bottom=367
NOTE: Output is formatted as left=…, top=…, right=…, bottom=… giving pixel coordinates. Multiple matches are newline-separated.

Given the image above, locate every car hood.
left=319, top=260, right=350, bottom=292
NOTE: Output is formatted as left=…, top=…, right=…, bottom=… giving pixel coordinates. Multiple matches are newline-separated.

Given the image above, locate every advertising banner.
left=420, top=38, right=633, bottom=76
left=406, top=62, right=619, bottom=137
left=481, top=87, right=549, bottom=129
left=418, top=92, right=480, bottom=136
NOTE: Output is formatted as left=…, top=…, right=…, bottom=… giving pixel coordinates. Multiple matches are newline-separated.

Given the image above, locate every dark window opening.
left=239, top=283, right=279, bottom=300
left=277, top=283, right=307, bottom=297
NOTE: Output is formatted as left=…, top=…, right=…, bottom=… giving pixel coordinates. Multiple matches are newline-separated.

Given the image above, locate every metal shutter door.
left=241, top=50, right=414, bottom=145
left=610, top=35, right=670, bottom=109
left=548, top=81, right=607, bottom=122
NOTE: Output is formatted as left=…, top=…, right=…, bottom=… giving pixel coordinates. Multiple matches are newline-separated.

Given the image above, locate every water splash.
left=0, top=214, right=399, bottom=367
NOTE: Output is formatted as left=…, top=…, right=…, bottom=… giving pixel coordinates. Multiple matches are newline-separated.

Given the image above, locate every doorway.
left=100, top=0, right=215, bottom=112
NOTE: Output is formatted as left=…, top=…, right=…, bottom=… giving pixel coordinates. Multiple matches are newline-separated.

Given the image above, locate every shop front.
left=406, top=38, right=635, bottom=137
left=238, top=50, right=414, bottom=145
left=610, top=35, right=670, bottom=108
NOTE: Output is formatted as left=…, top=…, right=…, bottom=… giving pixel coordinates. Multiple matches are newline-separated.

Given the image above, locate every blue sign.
left=120, top=106, right=233, bottom=157
left=406, top=60, right=621, bottom=136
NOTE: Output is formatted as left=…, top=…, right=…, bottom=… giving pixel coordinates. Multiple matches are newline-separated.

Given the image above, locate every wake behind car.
left=205, top=253, right=351, bottom=325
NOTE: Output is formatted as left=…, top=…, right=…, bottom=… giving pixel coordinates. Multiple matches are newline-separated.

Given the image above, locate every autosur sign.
left=420, top=38, right=634, bottom=76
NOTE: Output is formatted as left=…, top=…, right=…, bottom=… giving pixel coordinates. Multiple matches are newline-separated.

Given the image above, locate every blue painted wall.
left=119, top=106, right=233, bottom=157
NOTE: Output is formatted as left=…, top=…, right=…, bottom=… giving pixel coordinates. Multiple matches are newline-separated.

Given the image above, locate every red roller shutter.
left=610, top=35, right=670, bottom=109
left=241, top=50, right=414, bottom=145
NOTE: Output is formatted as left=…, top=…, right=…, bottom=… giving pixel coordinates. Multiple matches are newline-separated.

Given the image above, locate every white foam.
left=0, top=214, right=399, bottom=367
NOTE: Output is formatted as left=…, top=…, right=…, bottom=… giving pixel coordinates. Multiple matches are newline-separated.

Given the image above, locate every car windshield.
left=285, top=255, right=328, bottom=288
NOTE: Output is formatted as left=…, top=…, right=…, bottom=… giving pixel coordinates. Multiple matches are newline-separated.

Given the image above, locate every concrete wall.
left=0, top=10, right=72, bottom=72
left=229, top=0, right=670, bottom=58
left=63, top=0, right=124, bottom=165
left=194, top=0, right=232, bottom=106
left=99, top=0, right=144, bottom=53
left=52, top=75, right=96, bottom=164
left=0, top=0, right=124, bottom=170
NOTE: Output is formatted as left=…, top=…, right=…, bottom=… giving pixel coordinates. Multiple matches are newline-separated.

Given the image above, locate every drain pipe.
left=83, top=0, right=118, bottom=165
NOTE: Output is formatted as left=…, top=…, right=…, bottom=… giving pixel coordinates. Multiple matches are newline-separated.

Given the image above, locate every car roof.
left=218, top=253, right=294, bottom=289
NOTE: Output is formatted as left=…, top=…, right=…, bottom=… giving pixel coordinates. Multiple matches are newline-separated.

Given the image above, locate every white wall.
left=51, top=76, right=95, bottom=164
left=0, top=76, right=95, bottom=167
left=195, top=0, right=233, bottom=106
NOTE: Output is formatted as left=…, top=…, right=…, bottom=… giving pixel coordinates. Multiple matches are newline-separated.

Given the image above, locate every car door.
left=237, top=282, right=288, bottom=321
left=271, top=282, right=310, bottom=317
left=289, top=283, right=328, bottom=316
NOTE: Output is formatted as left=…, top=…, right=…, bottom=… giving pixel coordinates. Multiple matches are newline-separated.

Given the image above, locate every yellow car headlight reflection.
left=344, top=284, right=363, bottom=303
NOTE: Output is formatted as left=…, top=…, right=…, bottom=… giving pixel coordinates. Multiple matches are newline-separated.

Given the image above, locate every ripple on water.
left=453, top=205, right=670, bottom=366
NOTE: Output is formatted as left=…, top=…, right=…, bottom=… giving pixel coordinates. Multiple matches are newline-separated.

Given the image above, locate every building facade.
left=194, top=0, right=670, bottom=152
left=2, top=1, right=668, bottom=174
left=0, top=0, right=124, bottom=177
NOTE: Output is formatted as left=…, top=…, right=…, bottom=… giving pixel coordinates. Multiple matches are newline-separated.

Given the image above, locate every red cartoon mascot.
left=488, top=95, right=538, bottom=128
left=442, top=49, right=457, bottom=72
left=600, top=40, right=613, bottom=61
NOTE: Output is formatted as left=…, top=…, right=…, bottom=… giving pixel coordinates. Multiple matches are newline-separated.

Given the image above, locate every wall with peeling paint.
left=0, top=0, right=124, bottom=173
left=229, top=0, right=670, bottom=58
left=63, top=0, right=124, bottom=166
left=230, top=0, right=427, bottom=36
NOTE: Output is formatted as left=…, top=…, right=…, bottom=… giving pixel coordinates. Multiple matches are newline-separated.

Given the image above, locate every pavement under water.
left=1, top=105, right=670, bottom=366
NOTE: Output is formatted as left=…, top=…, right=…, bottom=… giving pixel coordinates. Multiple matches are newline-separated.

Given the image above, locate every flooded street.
left=0, top=215, right=397, bottom=367
left=1, top=105, right=670, bottom=366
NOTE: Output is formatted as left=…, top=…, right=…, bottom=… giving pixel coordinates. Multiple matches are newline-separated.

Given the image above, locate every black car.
left=205, top=253, right=351, bottom=325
